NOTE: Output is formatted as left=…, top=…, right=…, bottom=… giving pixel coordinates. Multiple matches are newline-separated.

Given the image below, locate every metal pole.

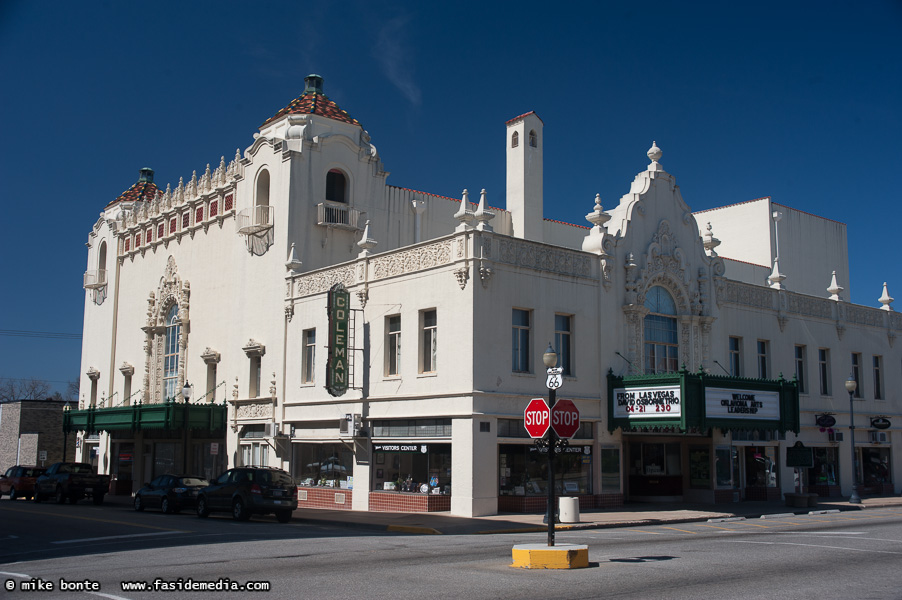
left=848, top=389, right=861, bottom=504
left=183, top=399, right=189, bottom=473
left=547, top=387, right=557, bottom=547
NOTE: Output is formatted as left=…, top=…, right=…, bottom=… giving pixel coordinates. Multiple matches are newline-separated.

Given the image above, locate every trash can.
left=559, top=497, right=580, bottom=523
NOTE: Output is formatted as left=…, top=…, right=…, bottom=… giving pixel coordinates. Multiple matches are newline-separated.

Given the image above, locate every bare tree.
left=66, top=377, right=80, bottom=402
left=0, top=377, right=52, bottom=402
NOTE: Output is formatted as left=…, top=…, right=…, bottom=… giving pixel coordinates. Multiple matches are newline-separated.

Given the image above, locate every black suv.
left=196, top=467, right=297, bottom=522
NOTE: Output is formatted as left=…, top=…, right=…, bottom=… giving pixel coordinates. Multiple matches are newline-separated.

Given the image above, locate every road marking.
left=659, top=527, right=697, bottom=534
left=696, top=524, right=735, bottom=531
left=0, top=506, right=181, bottom=531
left=52, top=531, right=188, bottom=545
left=88, top=593, right=133, bottom=600
left=732, top=521, right=771, bottom=529
left=0, top=570, right=30, bottom=578
left=779, top=531, right=864, bottom=535
left=731, top=540, right=902, bottom=554
left=623, top=528, right=661, bottom=535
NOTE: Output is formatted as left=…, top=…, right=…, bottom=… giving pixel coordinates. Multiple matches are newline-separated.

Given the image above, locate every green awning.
left=607, top=367, right=800, bottom=434
left=64, top=401, right=227, bottom=434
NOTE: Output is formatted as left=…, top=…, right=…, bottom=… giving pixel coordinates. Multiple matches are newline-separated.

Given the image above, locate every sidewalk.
left=288, top=495, right=902, bottom=536
left=102, top=493, right=902, bottom=536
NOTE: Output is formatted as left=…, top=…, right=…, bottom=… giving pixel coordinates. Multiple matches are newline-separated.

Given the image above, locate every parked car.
left=134, top=474, right=210, bottom=514
left=33, top=462, right=110, bottom=505
left=196, top=466, right=297, bottom=522
left=0, top=466, right=46, bottom=500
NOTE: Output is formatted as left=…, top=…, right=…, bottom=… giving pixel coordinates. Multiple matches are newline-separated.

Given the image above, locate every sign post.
left=524, top=362, right=569, bottom=547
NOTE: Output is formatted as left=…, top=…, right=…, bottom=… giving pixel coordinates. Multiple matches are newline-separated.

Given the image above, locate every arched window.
left=98, top=241, right=107, bottom=276
left=529, top=130, right=537, bottom=148
left=163, top=305, right=181, bottom=400
left=644, top=286, right=678, bottom=374
left=511, top=131, right=519, bottom=148
left=255, top=169, right=270, bottom=207
left=326, top=169, right=348, bottom=203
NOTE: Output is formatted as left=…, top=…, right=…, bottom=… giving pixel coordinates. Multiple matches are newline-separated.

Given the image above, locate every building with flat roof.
left=71, top=75, right=900, bottom=516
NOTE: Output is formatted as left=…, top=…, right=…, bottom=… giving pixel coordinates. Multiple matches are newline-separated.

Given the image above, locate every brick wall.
left=297, top=487, right=353, bottom=510
left=18, top=401, right=76, bottom=466
left=368, top=492, right=451, bottom=512
left=0, top=403, right=22, bottom=472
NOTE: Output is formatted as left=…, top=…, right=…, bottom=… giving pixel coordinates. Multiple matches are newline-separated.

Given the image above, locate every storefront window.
left=862, top=447, right=891, bottom=485
left=744, top=446, right=778, bottom=488
left=372, top=443, right=451, bottom=494
left=689, top=446, right=711, bottom=489
left=807, top=447, right=838, bottom=486
left=715, top=446, right=733, bottom=488
left=292, top=443, right=355, bottom=488
left=600, top=447, right=620, bottom=493
left=499, top=444, right=592, bottom=496
left=630, top=442, right=681, bottom=476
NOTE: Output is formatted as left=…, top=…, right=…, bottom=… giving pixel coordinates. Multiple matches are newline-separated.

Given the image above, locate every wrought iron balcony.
left=236, top=205, right=275, bottom=235
left=316, top=202, right=364, bottom=231
left=83, top=269, right=107, bottom=289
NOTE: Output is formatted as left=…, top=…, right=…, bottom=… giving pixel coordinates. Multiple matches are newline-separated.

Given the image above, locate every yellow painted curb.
left=386, top=525, right=442, bottom=535
left=510, top=544, right=589, bottom=569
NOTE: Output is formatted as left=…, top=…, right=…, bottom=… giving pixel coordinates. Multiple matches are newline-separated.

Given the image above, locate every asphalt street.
left=3, top=500, right=902, bottom=599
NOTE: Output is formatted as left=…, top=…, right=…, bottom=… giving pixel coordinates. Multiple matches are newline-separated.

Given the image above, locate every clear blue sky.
left=1, top=1, right=900, bottom=396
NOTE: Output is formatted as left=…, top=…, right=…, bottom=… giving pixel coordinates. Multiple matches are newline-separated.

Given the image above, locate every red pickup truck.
left=33, top=462, right=111, bottom=505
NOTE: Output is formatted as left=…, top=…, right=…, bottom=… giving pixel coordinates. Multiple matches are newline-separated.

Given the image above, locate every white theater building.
left=71, top=74, right=901, bottom=516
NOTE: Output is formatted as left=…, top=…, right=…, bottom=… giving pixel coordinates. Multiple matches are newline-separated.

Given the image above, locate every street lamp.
left=182, top=381, right=192, bottom=473
left=844, top=375, right=861, bottom=504
left=541, top=343, right=560, bottom=546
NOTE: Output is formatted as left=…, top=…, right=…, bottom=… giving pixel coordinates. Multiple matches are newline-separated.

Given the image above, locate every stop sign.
left=524, top=398, right=550, bottom=438
left=551, top=399, right=580, bottom=438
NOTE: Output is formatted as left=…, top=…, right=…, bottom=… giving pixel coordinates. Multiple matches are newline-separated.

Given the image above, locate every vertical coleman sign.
left=326, top=283, right=350, bottom=397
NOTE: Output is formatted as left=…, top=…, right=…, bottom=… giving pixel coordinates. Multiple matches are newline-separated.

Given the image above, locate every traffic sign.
left=551, top=398, right=580, bottom=439
left=546, top=367, right=563, bottom=390
left=524, top=398, right=551, bottom=438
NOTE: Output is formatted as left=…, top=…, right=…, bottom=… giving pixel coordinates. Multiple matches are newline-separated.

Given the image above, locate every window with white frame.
left=819, top=348, right=831, bottom=395
left=757, top=340, right=769, bottom=379
left=512, top=309, right=531, bottom=373
left=555, top=314, right=573, bottom=376
left=644, top=287, right=678, bottom=374
left=302, top=329, right=316, bottom=384
left=852, top=353, right=862, bottom=398
left=163, top=305, right=181, bottom=400
left=386, top=315, right=401, bottom=377
left=873, top=355, right=883, bottom=400
left=729, top=337, right=742, bottom=377
left=795, top=345, right=807, bottom=394
left=420, top=310, right=437, bottom=374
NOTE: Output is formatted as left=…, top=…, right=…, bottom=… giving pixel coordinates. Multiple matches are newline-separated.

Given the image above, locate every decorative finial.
left=474, top=189, right=495, bottom=232
left=357, top=220, right=378, bottom=256
left=585, top=193, right=611, bottom=230
left=647, top=141, right=662, bottom=163
left=454, top=188, right=474, bottom=231
left=827, top=271, right=844, bottom=301
left=285, top=243, right=303, bottom=273
left=703, top=222, right=721, bottom=257
left=879, top=282, right=894, bottom=311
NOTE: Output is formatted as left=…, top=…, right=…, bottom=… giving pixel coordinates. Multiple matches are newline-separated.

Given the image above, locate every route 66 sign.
left=546, top=367, right=563, bottom=390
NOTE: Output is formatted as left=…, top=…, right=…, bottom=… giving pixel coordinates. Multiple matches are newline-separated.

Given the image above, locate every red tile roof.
left=505, top=111, right=544, bottom=125
left=107, top=175, right=160, bottom=207
left=261, top=90, right=360, bottom=128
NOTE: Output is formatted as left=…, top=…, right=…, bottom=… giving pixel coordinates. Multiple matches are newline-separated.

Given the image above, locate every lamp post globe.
left=845, top=375, right=861, bottom=504
left=543, top=344, right=558, bottom=369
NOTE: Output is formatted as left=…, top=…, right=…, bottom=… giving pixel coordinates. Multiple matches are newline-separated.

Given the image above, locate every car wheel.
left=8, top=487, right=17, bottom=501
left=134, top=495, right=144, bottom=511
left=33, top=490, right=42, bottom=503
left=161, top=497, right=171, bottom=514
left=55, top=486, right=66, bottom=504
left=232, top=497, right=250, bottom=521
left=196, top=496, right=209, bottom=518
left=276, top=509, right=292, bottom=523
left=69, top=495, right=79, bottom=504
left=92, top=493, right=104, bottom=506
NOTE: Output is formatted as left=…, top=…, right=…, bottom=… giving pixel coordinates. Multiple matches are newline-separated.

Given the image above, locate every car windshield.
left=179, top=477, right=209, bottom=486
left=24, top=468, right=45, bottom=477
